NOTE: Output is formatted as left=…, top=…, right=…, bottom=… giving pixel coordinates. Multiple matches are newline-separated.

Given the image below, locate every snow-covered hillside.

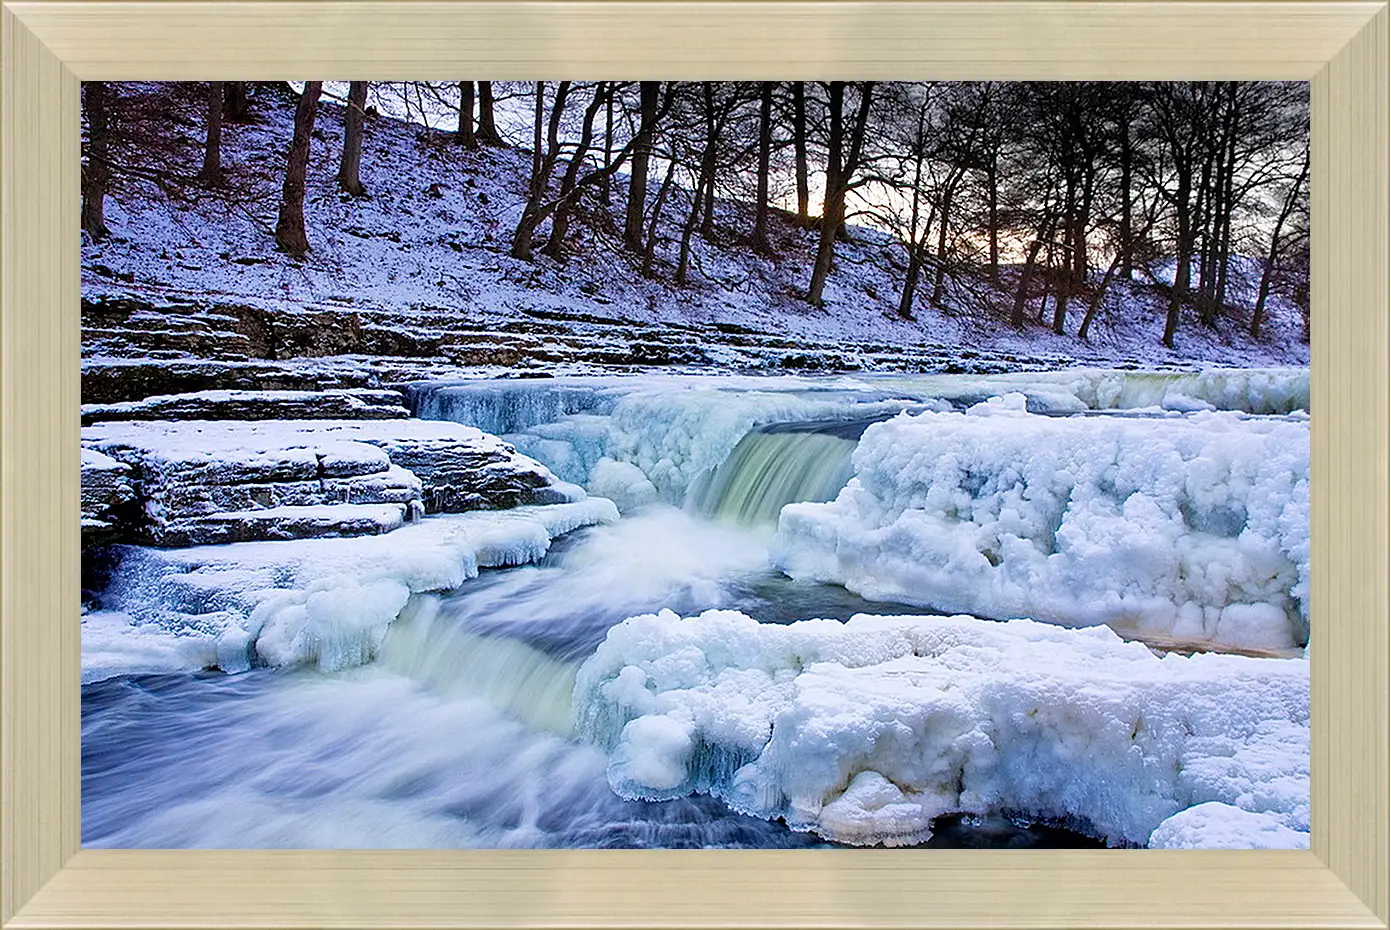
left=83, top=82, right=1309, bottom=377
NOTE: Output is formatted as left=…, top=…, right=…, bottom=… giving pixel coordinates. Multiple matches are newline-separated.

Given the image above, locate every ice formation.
left=572, top=609, right=1309, bottom=848
left=84, top=499, right=618, bottom=681
left=411, top=370, right=1308, bottom=523
left=1148, top=802, right=1310, bottom=849
left=774, top=396, right=1310, bottom=650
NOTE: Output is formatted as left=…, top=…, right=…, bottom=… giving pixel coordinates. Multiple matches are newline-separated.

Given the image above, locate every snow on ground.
left=83, top=83, right=1309, bottom=370
left=773, top=395, right=1309, bottom=651
left=84, top=499, right=618, bottom=682
left=572, top=609, right=1309, bottom=848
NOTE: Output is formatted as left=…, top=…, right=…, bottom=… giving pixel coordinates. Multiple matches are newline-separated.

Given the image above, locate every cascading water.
left=83, top=370, right=1308, bottom=849
left=690, top=421, right=871, bottom=526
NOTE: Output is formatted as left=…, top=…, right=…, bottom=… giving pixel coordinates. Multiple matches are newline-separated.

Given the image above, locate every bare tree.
left=544, top=83, right=611, bottom=260
left=752, top=81, right=774, bottom=253
left=476, top=81, right=503, bottom=145
left=791, top=82, right=811, bottom=222
left=200, top=81, right=224, bottom=184
left=275, top=81, right=324, bottom=256
left=807, top=81, right=876, bottom=306
left=1251, top=149, right=1309, bottom=337
left=81, top=81, right=112, bottom=240
left=514, top=82, right=668, bottom=262
left=456, top=81, right=477, bottom=149
left=224, top=81, right=251, bottom=122
left=624, top=81, right=661, bottom=251
left=337, top=81, right=369, bottom=197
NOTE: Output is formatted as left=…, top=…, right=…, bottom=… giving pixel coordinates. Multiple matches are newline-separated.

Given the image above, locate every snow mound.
left=572, top=609, right=1309, bottom=848
left=1148, top=802, right=1310, bottom=849
left=85, top=499, right=619, bottom=679
left=774, top=403, right=1309, bottom=650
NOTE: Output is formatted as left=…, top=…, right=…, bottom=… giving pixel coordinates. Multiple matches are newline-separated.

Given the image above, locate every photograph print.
left=80, top=79, right=1310, bottom=850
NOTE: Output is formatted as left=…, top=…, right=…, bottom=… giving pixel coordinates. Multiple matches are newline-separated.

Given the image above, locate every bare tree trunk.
left=544, top=84, right=606, bottom=260
left=275, top=81, right=323, bottom=256
left=806, top=81, right=845, bottom=306
left=476, top=81, right=503, bottom=145
left=792, top=82, right=810, bottom=222
left=456, top=81, right=477, bottom=149
left=676, top=175, right=711, bottom=286
left=81, top=81, right=112, bottom=240
left=337, top=80, right=368, bottom=197
left=898, top=245, right=924, bottom=320
left=200, top=81, right=224, bottom=184
left=1252, top=152, right=1308, bottom=338
left=1052, top=281, right=1070, bottom=335
left=1163, top=181, right=1193, bottom=348
left=1012, top=231, right=1049, bottom=329
left=1119, top=105, right=1134, bottom=279
left=224, top=81, right=251, bottom=122
left=1194, top=138, right=1219, bottom=326
left=679, top=86, right=720, bottom=286
left=1078, top=251, right=1123, bottom=341
left=986, top=157, right=999, bottom=284
left=601, top=88, right=614, bottom=204
left=643, top=158, right=679, bottom=276
left=512, top=82, right=565, bottom=260
left=624, top=81, right=660, bottom=251
left=1214, top=86, right=1239, bottom=313
left=931, top=180, right=957, bottom=307
left=752, top=81, right=773, bottom=253
left=699, top=83, right=718, bottom=238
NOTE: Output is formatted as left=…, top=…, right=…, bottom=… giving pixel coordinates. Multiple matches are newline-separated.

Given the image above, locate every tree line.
left=81, top=80, right=1309, bottom=345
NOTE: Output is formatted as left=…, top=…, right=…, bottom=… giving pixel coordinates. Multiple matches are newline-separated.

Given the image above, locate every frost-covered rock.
left=151, top=503, right=410, bottom=547
left=81, top=448, right=138, bottom=544
left=572, top=609, right=1309, bottom=848
left=82, top=417, right=575, bottom=545
left=82, top=388, right=409, bottom=424
left=84, top=499, right=619, bottom=680
left=774, top=401, right=1310, bottom=651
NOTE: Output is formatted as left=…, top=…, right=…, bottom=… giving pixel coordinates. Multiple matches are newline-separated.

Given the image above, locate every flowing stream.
left=83, top=370, right=1308, bottom=849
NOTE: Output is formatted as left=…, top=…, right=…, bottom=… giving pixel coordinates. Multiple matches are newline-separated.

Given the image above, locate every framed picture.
left=2, top=2, right=1387, bottom=928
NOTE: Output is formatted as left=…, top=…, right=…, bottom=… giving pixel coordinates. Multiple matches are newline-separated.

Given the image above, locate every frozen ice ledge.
left=83, top=499, right=619, bottom=680
left=773, top=394, right=1309, bottom=652
left=572, top=609, right=1309, bottom=849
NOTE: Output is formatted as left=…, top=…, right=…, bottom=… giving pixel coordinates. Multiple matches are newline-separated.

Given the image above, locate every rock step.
left=82, top=388, right=410, bottom=424
left=81, top=448, right=138, bottom=546
left=155, top=503, right=410, bottom=547
left=82, top=417, right=574, bottom=547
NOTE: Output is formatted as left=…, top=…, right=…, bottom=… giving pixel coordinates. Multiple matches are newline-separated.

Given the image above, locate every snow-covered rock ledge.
left=773, top=395, right=1310, bottom=652
left=82, top=417, right=581, bottom=546
left=83, top=499, right=619, bottom=681
left=572, top=610, right=1309, bottom=849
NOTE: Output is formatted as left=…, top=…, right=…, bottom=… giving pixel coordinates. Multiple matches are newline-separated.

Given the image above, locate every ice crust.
left=572, top=609, right=1309, bottom=848
left=773, top=396, right=1310, bottom=650
left=413, top=369, right=1308, bottom=517
left=84, top=499, right=619, bottom=681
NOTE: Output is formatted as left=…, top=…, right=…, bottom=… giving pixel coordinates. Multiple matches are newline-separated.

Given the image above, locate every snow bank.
left=774, top=398, right=1310, bottom=650
left=85, top=499, right=618, bottom=680
left=1148, top=802, right=1310, bottom=849
left=572, top=609, right=1309, bottom=848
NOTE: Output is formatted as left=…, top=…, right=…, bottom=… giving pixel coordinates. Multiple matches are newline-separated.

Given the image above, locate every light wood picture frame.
left=2, top=2, right=1386, bottom=927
